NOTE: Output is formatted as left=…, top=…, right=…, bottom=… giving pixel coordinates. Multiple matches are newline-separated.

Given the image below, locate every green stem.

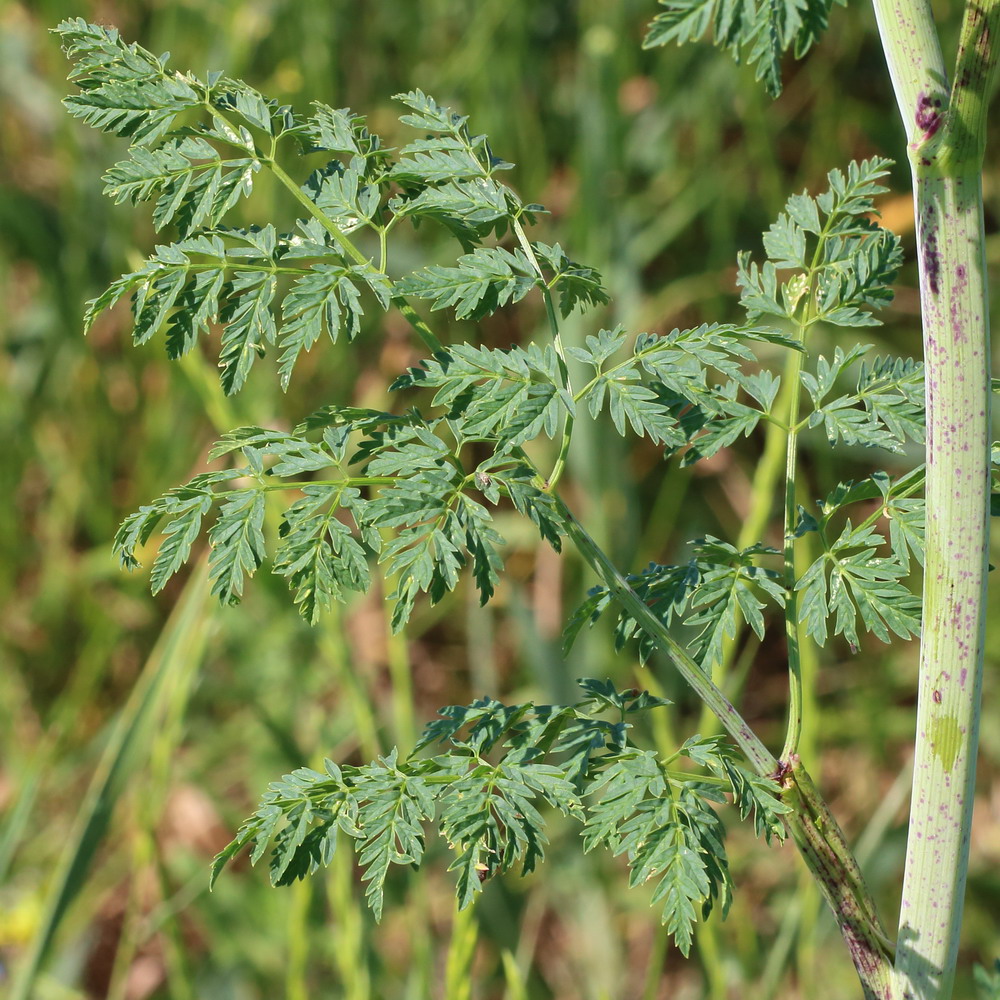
left=741, top=366, right=798, bottom=549
left=512, top=218, right=576, bottom=488
left=873, top=2, right=1000, bottom=997
left=897, top=172, right=991, bottom=1000
left=778, top=188, right=843, bottom=762
left=696, top=355, right=800, bottom=735
left=256, top=477, right=396, bottom=492
left=779, top=338, right=806, bottom=761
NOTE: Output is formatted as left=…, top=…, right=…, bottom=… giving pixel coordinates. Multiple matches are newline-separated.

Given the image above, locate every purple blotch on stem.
left=915, top=92, right=943, bottom=137
left=923, top=240, right=941, bottom=296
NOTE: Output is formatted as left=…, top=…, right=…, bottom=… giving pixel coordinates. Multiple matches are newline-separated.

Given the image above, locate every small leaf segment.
left=209, top=679, right=789, bottom=957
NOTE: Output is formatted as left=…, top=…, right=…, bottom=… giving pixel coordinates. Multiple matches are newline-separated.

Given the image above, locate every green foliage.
left=211, top=680, right=789, bottom=951
left=565, top=538, right=786, bottom=668
left=391, top=342, right=570, bottom=449
left=737, top=157, right=903, bottom=329
left=60, top=18, right=927, bottom=976
left=643, top=0, right=845, bottom=98
left=395, top=247, right=538, bottom=321
left=58, top=18, right=206, bottom=144
left=56, top=22, right=605, bottom=400
left=65, top=20, right=918, bottom=647
left=975, top=959, right=1000, bottom=1000
left=113, top=414, right=564, bottom=630
left=565, top=322, right=795, bottom=462
left=802, top=347, right=924, bottom=453
left=794, top=468, right=925, bottom=649
left=567, top=160, right=920, bottom=660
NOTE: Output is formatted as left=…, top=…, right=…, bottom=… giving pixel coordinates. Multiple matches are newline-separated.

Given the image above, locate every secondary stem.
left=554, top=494, right=899, bottom=997
left=696, top=355, right=798, bottom=735
left=552, top=497, right=778, bottom=775
left=779, top=336, right=806, bottom=761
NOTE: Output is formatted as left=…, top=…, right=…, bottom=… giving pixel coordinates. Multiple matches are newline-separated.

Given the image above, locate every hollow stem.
left=897, top=171, right=992, bottom=999
left=872, top=1, right=1000, bottom=996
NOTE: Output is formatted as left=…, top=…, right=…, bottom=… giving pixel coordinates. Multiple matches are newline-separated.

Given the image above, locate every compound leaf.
left=643, top=0, right=843, bottom=98
left=796, top=521, right=920, bottom=648
left=272, top=485, right=371, bottom=624
left=278, top=266, right=365, bottom=389
left=56, top=18, right=204, bottom=145
left=355, top=755, right=433, bottom=921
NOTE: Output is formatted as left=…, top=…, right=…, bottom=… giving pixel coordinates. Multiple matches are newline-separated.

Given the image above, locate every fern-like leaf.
left=643, top=0, right=844, bottom=98
left=55, top=18, right=205, bottom=145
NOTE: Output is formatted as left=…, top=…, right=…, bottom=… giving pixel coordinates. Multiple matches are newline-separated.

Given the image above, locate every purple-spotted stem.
left=872, top=0, right=1000, bottom=996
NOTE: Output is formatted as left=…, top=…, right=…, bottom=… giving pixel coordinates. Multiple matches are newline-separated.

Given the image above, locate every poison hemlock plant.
left=49, top=6, right=999, bottom=999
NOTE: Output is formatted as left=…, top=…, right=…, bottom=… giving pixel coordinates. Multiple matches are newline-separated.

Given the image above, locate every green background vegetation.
left=1, top=0, right=998, bottom=997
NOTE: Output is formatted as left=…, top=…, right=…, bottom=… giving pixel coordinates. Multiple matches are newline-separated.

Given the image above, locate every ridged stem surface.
left=872, top=1, right=999, bottom=995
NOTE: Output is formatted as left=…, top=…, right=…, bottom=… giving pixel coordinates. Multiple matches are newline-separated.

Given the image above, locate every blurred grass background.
left=1, top=0, right=998, bottom=997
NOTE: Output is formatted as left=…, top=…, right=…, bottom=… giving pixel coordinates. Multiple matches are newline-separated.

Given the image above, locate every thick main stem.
left=897, top=168, right=990, bottom=1000
left=871, top=2, right=999, bottom=997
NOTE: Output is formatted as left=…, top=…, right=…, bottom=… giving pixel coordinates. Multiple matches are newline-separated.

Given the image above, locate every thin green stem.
left=257, top=477, right=396, bottom=492
left=696, top=344, right=802, bottom=736
left=512, top=218, right=577, bottom=488
left=285, top=881, right=311, bottom=1000
left=779, top=337, right=806, bottom=761
left=378, top=223, right=389, bottom=275
left=444, top=901, right=478, bottom=1000
left=778, top=196, right=838, bottom=761
left=551, top=495, right=778, bottom=776
left=267, top=158, right=369, bottom=266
